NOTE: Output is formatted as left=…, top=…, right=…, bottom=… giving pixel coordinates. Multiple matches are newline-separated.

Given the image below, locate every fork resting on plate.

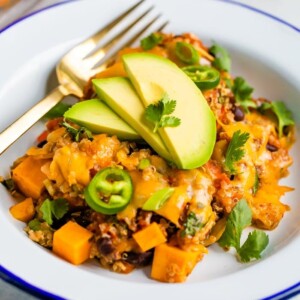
left=0, top=0, right=167, bottom=155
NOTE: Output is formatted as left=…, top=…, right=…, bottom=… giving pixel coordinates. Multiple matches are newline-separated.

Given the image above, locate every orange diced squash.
left=133, top=222, right=166, bottom=252
left=95, top=62, right=127, bottom=79
left=53, top=221, right=93, bottom=265
left=156, top=186, right=189, bottom=227
left=12, top=156, right=48, bottom=199
left=151, top=243, right=199, bottom=283
left=9, top=197, right=35, bottom=222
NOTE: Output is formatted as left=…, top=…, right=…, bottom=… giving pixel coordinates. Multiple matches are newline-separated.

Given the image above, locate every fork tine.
left=91, top=17, right=168, bottom=75
left=156, top=20, right=169, bottom=32
left=84, top=6, right=154, bottom=68
left=70, top=0, right=146, bottom=58
left=120, top=18, right=169, bottom=50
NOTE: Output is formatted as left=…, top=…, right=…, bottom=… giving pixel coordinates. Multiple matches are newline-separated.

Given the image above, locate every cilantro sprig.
left=219, top=199, right=269, bottom=262
left=209, top=43, right=231, bottom=72
left=232, top=77, right=256, bottom=112
left=140, top=33, right=163, bottom=50
left=225, top=130, right=250, bottom=175
left=259, top=101, right=294, bottom=137
left=28, top=219, right=42, bottom=231
left=62, top=121, right=93, bottom=142
left=181, top=212, right=203, bottom=237
left=145, top=94, right=181, bottom=133
left=40, top=198, right=69, bottom=226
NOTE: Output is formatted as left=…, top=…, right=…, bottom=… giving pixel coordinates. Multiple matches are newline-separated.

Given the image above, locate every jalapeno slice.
left=84, top=167, right=133, bottom=215
left=182, top=65, right=220, bottom=90
left=175, top=42, right=199, bottom=65
left=142, top=187, right=174, bottom=211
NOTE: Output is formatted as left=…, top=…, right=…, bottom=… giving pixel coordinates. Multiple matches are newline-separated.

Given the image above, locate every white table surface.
left=0, top=0, right=299, bottom=299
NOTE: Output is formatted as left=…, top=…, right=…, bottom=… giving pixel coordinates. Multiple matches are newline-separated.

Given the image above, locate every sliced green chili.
left=142, top=187, right=174, bottom=211
left=182, top=65, right=220, bottom=90
left=84, top=167, right=133, bottom=215
left=175, top=42, right=199, bottom=64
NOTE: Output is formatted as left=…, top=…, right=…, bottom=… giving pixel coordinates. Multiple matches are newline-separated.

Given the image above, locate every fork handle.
left=0, top=85, right=70, bottom=155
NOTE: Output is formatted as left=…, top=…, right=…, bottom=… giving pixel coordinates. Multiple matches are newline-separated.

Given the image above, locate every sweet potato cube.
left=133, top=222, right=166, bottom=252
left=12, top=156, right=48, bottom=199
left=53, top=221, right=93, bottom=265
left=156, top=186, right=189, bottom=227
left=9, top=197, right=35, bottom=222
left=151, top=243, right=199, bottom=283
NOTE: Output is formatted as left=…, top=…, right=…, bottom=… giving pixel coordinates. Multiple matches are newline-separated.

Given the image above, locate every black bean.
left=122, top=251, right=153, bottom=267
left=233, top=106, right=245, bottom=121
left=37, top=140, right=47, bottom=148
left=97, top=237, right=115, bottom=255
left=51, top=214, right=71, bottom=230
left=73, top=215, right=91, bottom=228
left=74, top=209, right=92, bottom=226
left=266, top=144, right=278, bottom=152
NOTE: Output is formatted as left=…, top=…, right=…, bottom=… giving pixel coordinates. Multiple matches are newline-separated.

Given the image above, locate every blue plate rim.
left=0, top=0, right=299, bottom=299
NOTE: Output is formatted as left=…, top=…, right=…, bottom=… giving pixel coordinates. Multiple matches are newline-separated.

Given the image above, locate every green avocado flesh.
left=93, top=77, right=171, bottom=161
left=123, top=53, right=216, bottom=169
left=64, top=99, right=140, bottom=140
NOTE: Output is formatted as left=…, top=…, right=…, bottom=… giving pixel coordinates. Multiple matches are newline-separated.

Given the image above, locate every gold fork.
left=0, top=0, right=167, bottom=154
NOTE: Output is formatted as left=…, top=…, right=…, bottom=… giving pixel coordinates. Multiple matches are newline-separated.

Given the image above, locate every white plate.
left=0, top=0, right=300, bottom=299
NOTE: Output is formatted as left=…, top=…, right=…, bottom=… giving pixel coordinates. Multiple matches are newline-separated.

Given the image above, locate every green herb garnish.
left=40, top=198, right=69, bottom=226
left=219, top=199, right=269, bottom=262
left=237, top=230, right=269, bottom=262
left=145, top=94, right=181, bottom=133
left=232, top=77, right=256, bottom=112
left=140, top=33, right=163, bottom=50
left=209, top=43, right=231, bottom=72
left=225, top=130, right=250, bottom=175
left=181, top=212, right=203, bottom=237
left=61, top=121, right=93, bottom=142
left=43, top=102, right=71, bottom=119
left=28, top=219, right=42, bottom=231
left=259, top=101, right=294, bottom=137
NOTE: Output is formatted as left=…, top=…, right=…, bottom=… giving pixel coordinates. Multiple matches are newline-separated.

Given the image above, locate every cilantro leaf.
left=145, top=94, right=181, bottom=133
left=43, top=102, right=71, bottom=119
left=219, top=199, right=252, bottom=249
left=51, top=198, right=69, bottom=220
left=140, top=33, right=163, bottom=50
left=40, top=199, right=53, bottom=225
left=162, top=96, right=176, bottom=115
left=259, top=101, right=294, bottom=137
left=209, top=43, right=231, bottom=72
left=219, top=199, right=269, bottom=263
left=237, top=230, right=269, bottom=262
left=62, top=121, right=93, bottom=142
left=181, top=212, right=203, bottom=237
left=161, top=116, right=181, bottom=128
left=232, top=77, right=256, bottom=112
left=40, top=198, right=69, bottom=226
left=225, top=130, right=250, bottom=175
left=144, top=103, right=162, bottom=123
left=28, top=219, right=42, bottom=231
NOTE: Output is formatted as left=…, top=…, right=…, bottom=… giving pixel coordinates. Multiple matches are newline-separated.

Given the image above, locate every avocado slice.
left=64, top=99, right=140, bottom=140
left=92, top=77, right=171, bottom=161
left=123, top=53, right=216, bottom=169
